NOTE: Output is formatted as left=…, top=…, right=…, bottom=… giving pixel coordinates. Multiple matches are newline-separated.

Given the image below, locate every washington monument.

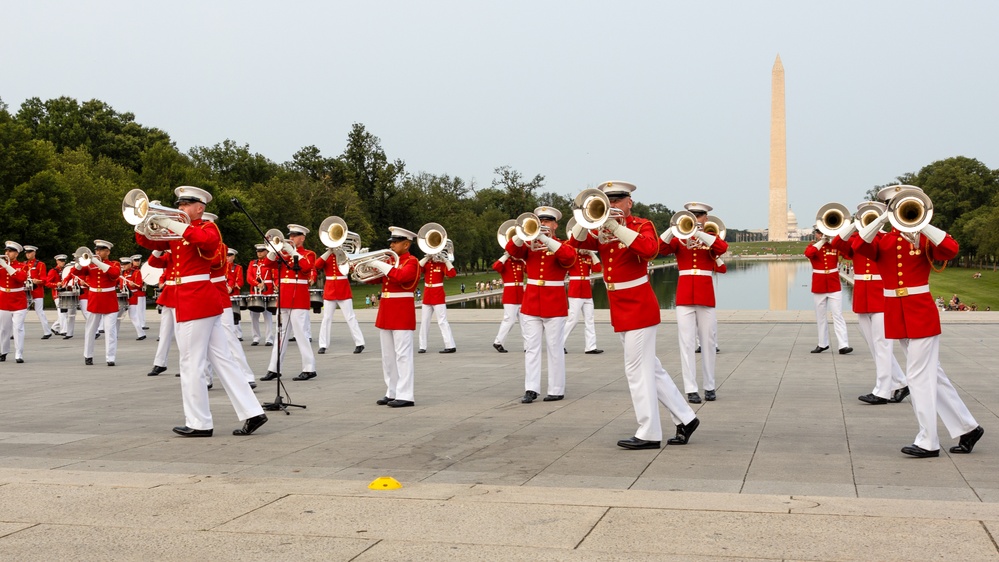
left=769, top=54, right=788, bottom=241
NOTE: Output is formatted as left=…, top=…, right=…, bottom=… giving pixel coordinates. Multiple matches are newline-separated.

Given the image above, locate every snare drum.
left=310, top=289, right=323, bottom=313
left=231, top=296, right=242, bottom=323
left=246, top=294, right=266, bottom=313
left=117, top=292, right=129, bottom=318
left=57, top=288, right=80, bottom=313
left=263, top=295, right=277, bottom=315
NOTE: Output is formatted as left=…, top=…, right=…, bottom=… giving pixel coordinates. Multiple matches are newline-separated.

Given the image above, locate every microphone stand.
left=230, top=198, right=306, bottom=414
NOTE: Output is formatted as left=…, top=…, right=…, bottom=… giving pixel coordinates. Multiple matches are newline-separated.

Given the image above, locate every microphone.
left=231, top=197, right=243, bottom=211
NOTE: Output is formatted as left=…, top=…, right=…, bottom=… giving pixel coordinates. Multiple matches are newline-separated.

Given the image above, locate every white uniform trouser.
left=0, top=309, right=27, bottom=360
left=175, top=314, right=264, bottom=430
left=127, top=304, right=144, bottom=338
left=80, top=299, right=89, bottom=321
left=62, top=302, right=77, bottom=337
left=137, top=295, right=147, bottom=328
left=250, top=310, right=273, bottom=344
left=218, top=305, right=256, bottom=383
left=30, top=299, right=52, bottom=336
left=521, top=314, right=566, bottom=396
left=232, top=309, right=243, bottom=340
left=494, top=304, right=520, bottom=347
left=898, top=335, right=978, bottom=451
left=857, top=312, right=907, bottom=399
left=419, top=303, right=455, bottom=350
left=268, top=308, right=315, bottom=372
left=618, top=326, right=695, bottom=441
left=676, top=305, right=717, bottom=394
left=153, top=307, right=175, bottom=368
left=813, top=291, right=849, bottom=348
left=318, top=299, right=365, bottom=348
left=563, top=297, right=597, bottom=352
left=84, top=312, right=118, bottom=362
left=380, top=329, right=415, bottom=401
left=52, top=297, right=64, bottom=334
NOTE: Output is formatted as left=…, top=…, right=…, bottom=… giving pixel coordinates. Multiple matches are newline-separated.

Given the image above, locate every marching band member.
left=146, top=250, right=175, bottom=376
left=136, top=185, right=267, bottom=437
left=658, top=202, right=728, bottom=403
left=315, top=244, right=365, bottom=354
left=119, top=257, right=146, bottom=340
left=206, top=235, right=256, bottom=389
left=830, top=204, right=908, bottom=405
left=566, top=182, right=699, bottom=450
left=225, top=248, right=244, bottom=341
left=246, top=244, right=274, bottom=346
left=23, top=245, right=53, bottom=339
left=417, top=251, right=457, bottom=354
left=1, top=241, right=29, bottom=363
left=854, top=185, right=982, bottom=457
left=131, top=255, right=148, bottom=330
left=562, top=247, right=603, bottom=354
left=491, top=251, right=524, bottom=353
left=506, top=206, right=574, bottom=403
left=368, top=227, right=421, bottom=407
left=261, top=224, right=318, bottom=382
left=75, top=240, right=121, bottom=366
left=805, top=227, right=852, bottom=354
left=45, top=254, right=68, bottom=336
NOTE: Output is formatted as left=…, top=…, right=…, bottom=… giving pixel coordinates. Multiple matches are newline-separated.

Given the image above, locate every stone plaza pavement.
left=1, top=309, right=998, bottom=560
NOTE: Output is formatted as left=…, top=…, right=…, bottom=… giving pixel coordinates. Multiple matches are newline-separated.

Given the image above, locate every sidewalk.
left=2, top=310, right=998, bottom=560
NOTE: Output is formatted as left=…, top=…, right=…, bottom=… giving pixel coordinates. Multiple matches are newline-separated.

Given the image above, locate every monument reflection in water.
left=448, top=260, right=852, bottom=311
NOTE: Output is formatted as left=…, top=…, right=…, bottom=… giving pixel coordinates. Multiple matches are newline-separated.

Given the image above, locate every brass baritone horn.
left=122, top=188, right=190, bottom=240
left=73, top=246, right=93, bottom=268
left=854, top=201, right=886, bottom=230
left=318, top=216, right=348, bottom=248
left=887, top=187, right=933, bottom=233
left=571, top=188, right=610, bottom=230
left=670, top=210, right=698, bottom=240
left=348, top=249, right=399, bottom=283
left=515, top=212, right=542, bottom=241
left=496, top=219, right=518, bottom=250
left=815, top=202, right=850, bottom=237
left=703, top=215, right=726, bottom=241
left=417, top=222, right=448, bottom=256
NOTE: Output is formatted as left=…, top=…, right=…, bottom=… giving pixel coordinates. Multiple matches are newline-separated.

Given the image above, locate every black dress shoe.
left=147, top=365, right=168, bottom=377
left=143, top=326, right=149, bottom=330
left=667, top=417, right=700, bottom=445
left=687, top=392, right=701, bottom=404
left=265, top=342, right=273, bottom=346
left=584, top=349, right=604, bottom=354
left=695, top=345, right=701, bottom=353
left=617, top=437, right=661, bottom=450
left=84, top=357, right=93, bottom=366
left=839, top=346, right=853, bottom=354
left=260, top=371, right=280, bottom=381
left=889, top=386, right=910, bottom=403
left=810, top=346, right=829, bottom=353
left=522, top=390, right=538, bottom=404
left=63, top=335, right=73, bottom=340
left=250, top=341, right=259, bottom=346
left=493, top=343, right=508, bottom=353
left=417, top=349, right=426, bottom=354
left=289, top=337, right=296, bottom=342
left=563, top=348, right=568, bottom=354
left=353, top=345, right=364, bottom=354
left=95, top=333, right=101, bottom=339
left=387, top=399, right=414, bottom=407
left=950, top=426, right=984, bottom=454
left=439, top=348, right=456, bottom=354
left=249, top=381, right=257, bottom=389
left=233, top=414, right=268, bottom=435
left=543, top=395, right=564, bottom=401
left=704, top=390, right=716, bottom=401
left=107, top=362, right=115, bottom=367
left=317, top=347, right=326, bottom=354
left=172, top=426, right=213, bottom=437
left=0, top=353, right=5, bottom=362
left=376, top=396, right=392, bottom=405
left=41, top=334, right=52, bottom=340
left=136, top=335, right=146, bottom=341
left=858, top=393, right=889, bottom=405
left=292, top=371, right=317, bottom=381
left=207, top=383, right=212, bottom=389
left=901, top=444, right=939, bottom=458
left=16, top=358, right=24, bottom=363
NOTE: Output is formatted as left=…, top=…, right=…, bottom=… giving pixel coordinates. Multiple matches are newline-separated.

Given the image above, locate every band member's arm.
left=234, top=265, right=244, bottom=289
left=804, top=242, right=820, bottom=259
left=828, top=233, right=854, bottom=259
left=921, top=224, right=959, bottom=261
left=602, top=219, right=657, bottom=260
left=589, top=252, right=603, bottom=273
left=294, top=248, right=316, bottom=273
left=851, top=231, right=879, bottom=261
left=135, top=232, right=171, bottom=253
left=492, top=255, right=508, bottom=273
left=505, top=237, right=530, bottom=259
left=444, top=260, right=457, bottom=278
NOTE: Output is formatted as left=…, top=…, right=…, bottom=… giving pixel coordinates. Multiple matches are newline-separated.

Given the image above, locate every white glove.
left=74, top=262, right=83, bottom=271
left=282, top=242, right=297, bottom=255
left=858, top=211, right=890, bottom=243
left=921, top=223, right=947, bottom=246
left=612, top=224, right=639, bottom=247
left=692, top=230, right=717, bottom=247
left=659, top=228, right=674, bottom=244
left=715, top=257, right=725, bottom=267
left=320, top=248, right=334, bottom=260
left=267, top=251, right=277, bottom=261
left=498, top=252, right=509, bottom=264
left=589, top=250, right=601, bottom=264
left=1, top=260, right=13, bottom=274
left=836, top=221, right=857, bottom=241
left=93, top=259, right=110, bottom=273
left=152, top=250, right=164, bottom=258
left=511, top=234, right=524, bottom=247
left=369, top=260, right=393, bottom=275
left=570, top=222, right=588, bottom=241
left=445, top=259, right=455, bottom=271
left=536, top=232, right=561, bottom=253
left=153, top=216, right=189, bottom=236
left=419, top=256, right=430, bottom=267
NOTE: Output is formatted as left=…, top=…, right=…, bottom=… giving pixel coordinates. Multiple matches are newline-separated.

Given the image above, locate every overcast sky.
left=4, top=1, right=998, bottom=230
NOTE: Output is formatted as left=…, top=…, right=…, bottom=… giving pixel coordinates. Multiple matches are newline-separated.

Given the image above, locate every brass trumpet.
left=571, top=189, right=610, bottom=230
left=815, top=202, right=850, bottom=237
left=73, top=246, right=93, bottom=268
left=886, top=186, right=933, bottom=233
left=122, top=189, right=190, bottom=240
left=669, top=210, right=698, bottom=240
left=854, top=202, right=886, bottom=229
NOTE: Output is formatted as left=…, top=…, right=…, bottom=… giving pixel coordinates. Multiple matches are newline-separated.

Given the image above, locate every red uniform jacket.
left=567, top=216, right=661, bottom=332
left=266, top=246, right=315, bottom=309
left=566, top=250, right=602, bottom=299
left=506, top=236, right=574, bottom=318
left=73, top=261, right=122, bottom=314
left=119, top=268, right=142, bottom=305
left=136, top=219, right=227, bottom=322
left=314, top=252, right=353, bottom=301
left=853, top=229, right=958, bottom=339
left=370, top=252, right=420, bottom=330
left=211, top=245, right=231, bottom=301
left=831, top=233, right=884, bottom=314
left=0, top=260, right=28, bottom=311
left=147, top=251, right=176, bottom=308
left=45, top=266, right=65, bottom=300
left=492, top=257, right=525, bottom=305
left=24, top=259, right=47, bottom=299
left=421, top=260, right=456, bottom=306
left=658, top=235, right=728, bottom=307
left=804, top=241, right=842, bottom=293
left=246, top=259, right=274, bottom=295
left=226, top=263, right=244, bottom=295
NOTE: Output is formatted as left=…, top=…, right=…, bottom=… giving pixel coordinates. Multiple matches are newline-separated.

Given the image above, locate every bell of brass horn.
left=417, top=222, right=448, bottom=256
left=854, top=201, right=886, bottom=229
left=318, top=216, right=350, bottom=248
left=496, top=219, right=518, bottom=249
left=669, top=211, right=698, bottom=240
left=703, top=215, right=726, bottom=241
left=887, top=187, right=933, bottom=233
left=515, top=212, right=542, bottom=241
left=73, top=246, right=93, bottom=267
left=348, top=249, right=399, bottom=283
left=122, top=188, right=190, bottom=240
left=571, top=188, right=610, bottom=230
left=815, top=202, right=850, bottom=237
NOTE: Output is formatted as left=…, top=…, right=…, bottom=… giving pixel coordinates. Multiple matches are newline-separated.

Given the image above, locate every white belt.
left=605, top=275, right=649, bottom=292
left=262, top=280, right=274, bottom=284
left=568, top=276, right=589, bottom=281
left=425, top=283, right=444, bottom=288
left=164, top=274, right=211, bottom=286
left=325, top=276, right=348, bottom=281
left=855, top=274, right=882, bottom=281
left=503, top=282, right=523, bottom=287
left=211, top=276, right=225, bottom=283
left=90, top=287, right=117, bottom=293
left=381, top=291, right=414, bottom=298
left=884, top=285, right=930, bottom=298
left=1, top=287, right=25, bottom=293
left=813, top=269, right=838, bottom=275
left=280, top=279, right=309, bottom=285
left=678, top=269, right=713, bottom=277
left=526, top=278, right=565, bottom=287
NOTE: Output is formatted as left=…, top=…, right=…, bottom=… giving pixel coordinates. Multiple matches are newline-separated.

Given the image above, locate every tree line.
left=1, top=96, right=996, bottom=269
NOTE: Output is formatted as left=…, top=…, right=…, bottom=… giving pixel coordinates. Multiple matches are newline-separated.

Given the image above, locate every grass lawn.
left=921, top=266, right=998, bottom=311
